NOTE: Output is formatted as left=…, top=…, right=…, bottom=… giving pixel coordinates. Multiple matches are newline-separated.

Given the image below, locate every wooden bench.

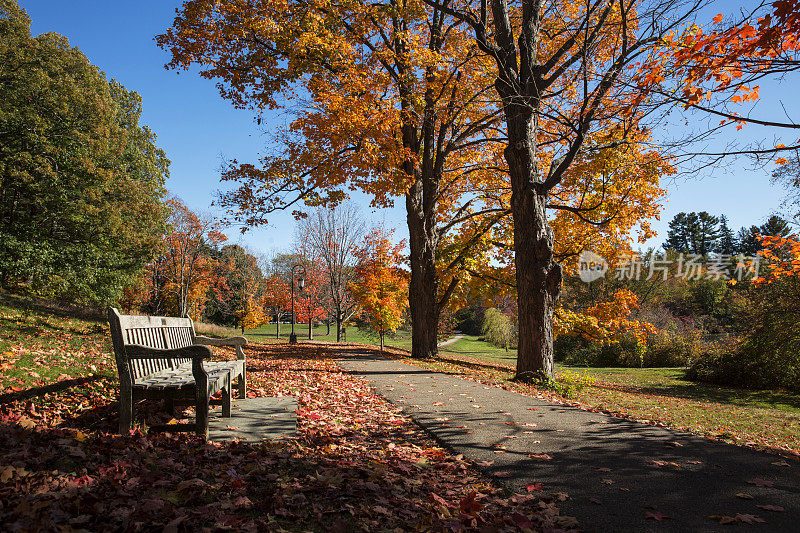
left=107, top=308, right=247, bottom=438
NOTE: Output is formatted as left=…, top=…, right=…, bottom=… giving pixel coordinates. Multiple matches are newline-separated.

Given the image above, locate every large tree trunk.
left=504, top=103, right=563, bottom=381
left=407, top=187, right=440, bottom=359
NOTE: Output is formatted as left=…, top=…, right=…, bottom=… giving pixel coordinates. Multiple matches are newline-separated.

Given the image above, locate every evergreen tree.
left=737, top=226, right=762, bottom=256
left=663, top=212, right=694, bottom=251
left=760, top=215, right=791, bottom=239
left=663, top=211, right=720, bottom=255
left=736, top=216, right=791, bottom=256
left=693, top=212, right=720, bottom=256
left=716, top=215, right=737, bottom=255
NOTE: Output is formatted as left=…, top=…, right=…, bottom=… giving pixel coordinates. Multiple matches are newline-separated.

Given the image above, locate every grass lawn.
left=0, top=296, right=115, bottom=391
left=244, top=322, right=414, bottom=350
left=425, top=335, right=800, bottom=455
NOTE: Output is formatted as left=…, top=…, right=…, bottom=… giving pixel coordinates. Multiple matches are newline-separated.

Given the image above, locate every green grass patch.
left=0, top=300, right=114, bottom=390
left=244, top=323, right=414, bottom=350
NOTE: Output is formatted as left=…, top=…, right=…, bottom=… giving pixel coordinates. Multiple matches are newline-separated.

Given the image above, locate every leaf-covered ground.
left=0, top=301, right=573, bottom=532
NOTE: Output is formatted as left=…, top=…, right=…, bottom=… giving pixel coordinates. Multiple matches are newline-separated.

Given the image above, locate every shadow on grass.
left=0, top=289, right=103, bottom=321
left=0, top=375, right=109, bottom=404
left=594, top=380, right=800, bottom=411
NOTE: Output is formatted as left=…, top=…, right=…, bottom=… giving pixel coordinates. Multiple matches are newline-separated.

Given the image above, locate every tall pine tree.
left=716, top=215, right=737, bottom=255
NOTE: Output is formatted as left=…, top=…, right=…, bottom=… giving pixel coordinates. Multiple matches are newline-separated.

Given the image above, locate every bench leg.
left=119, top=392, right=134, bottom=434
left=196, top=392, right=209, bottom=439
left=222, top=378, right=232, bottom=418
left=237, top=370, right=246, bottom=399
left=165, top=398, right=175, bottom=416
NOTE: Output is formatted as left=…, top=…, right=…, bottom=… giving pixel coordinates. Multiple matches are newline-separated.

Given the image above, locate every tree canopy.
left=0, top=0, right=168, bottom=304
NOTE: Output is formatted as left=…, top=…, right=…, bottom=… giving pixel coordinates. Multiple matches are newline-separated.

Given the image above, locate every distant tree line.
left=663, top=212, right=790, bottom=256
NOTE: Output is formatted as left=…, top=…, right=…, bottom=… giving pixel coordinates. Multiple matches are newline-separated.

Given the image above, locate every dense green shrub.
left=555, top=328, right=695, bottom=368
left=482, top=308, right=516, bottom=350
left=533, top=370, right=595, bottom=399
left=687, top=278, right=800, bottom=392
left=454, top=307, right=484, bottom=336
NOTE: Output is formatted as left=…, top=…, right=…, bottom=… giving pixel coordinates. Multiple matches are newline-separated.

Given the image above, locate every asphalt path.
left=337, top=352, right=799, bottom=532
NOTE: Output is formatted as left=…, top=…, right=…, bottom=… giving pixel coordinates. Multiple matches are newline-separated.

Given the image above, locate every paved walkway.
left=438, top=334, right=464, bottom=347
left=208, top=397, right=296, bottom=442
left=337, top=352, right=799, bottom=532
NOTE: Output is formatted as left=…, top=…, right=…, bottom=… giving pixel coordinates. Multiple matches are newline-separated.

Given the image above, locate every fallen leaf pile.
left=0, top=341, right=577, bottom=531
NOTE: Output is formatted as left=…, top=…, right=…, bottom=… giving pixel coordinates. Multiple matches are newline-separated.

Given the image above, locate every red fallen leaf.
left=430, top=492, right=452, bottom=508
left=523, top=423, right=537, bottom=427
left=710, top=515, right=737, bottom=524
left=527, top=453, right=552, bottom=461
left=756, top=505, right=784, bottom=512
left=601, top=479, right=614, bottom=485
left=748, top=478, right=775, bottom=487
left=459, top=491, right=482, bottom=515
left=735, top=493, right=754, bottom=499
left=511, top=513, right=535, bottom=529
left=645, top=511, right=670, bottom=521
left=476, top=460, right=494, bottom=467
left=595, top=467, right=611, bottom=472
left=590, top=498, right=602, bottom=505
left=524, top=482, right=543, bottom=493
left=735, top=514, right=766, bottom=524
left=494, top=471, right=512, bottom=478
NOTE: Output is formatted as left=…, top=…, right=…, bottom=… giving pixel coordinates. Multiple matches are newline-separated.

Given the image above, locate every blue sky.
left=19, top=0, right=794, bottom=256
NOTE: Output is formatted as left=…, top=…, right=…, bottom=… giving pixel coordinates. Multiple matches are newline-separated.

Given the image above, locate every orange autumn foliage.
left=555, top=289, right=656, bottom=345
left=350, top=229, right=409, bottom=349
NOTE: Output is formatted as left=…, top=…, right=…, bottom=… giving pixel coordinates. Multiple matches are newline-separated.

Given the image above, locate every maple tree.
left=555, top=289, right=657, bottom=365
left=664, top=0, right=800, bottom=142
left=262, top=272, right=291, bottom=338
left=216, top=245, right=268, bottom=332
left=406, top=0, right=697, bottom=379
left=157, top=0, right=510, bottom=360
left=350, top=229, right=409, bottom=351
left=141, top=198, right=228, bottom=318
left=157, top=0, right=672, bottom=368
left=287, top=240, right=329, bottom=340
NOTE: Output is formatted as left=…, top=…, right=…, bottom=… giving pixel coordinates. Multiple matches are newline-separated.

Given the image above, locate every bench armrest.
left=194, top=335, right=247, bottom=347
left=125, top=344, right=213, bottom=360
left=194, top=336, right=247, bottom=361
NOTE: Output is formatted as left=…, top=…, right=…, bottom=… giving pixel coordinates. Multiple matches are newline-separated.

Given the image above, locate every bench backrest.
left=108, top=308, right=197, bottom=382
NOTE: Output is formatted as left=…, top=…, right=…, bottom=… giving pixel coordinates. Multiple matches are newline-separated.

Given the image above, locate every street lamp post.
left=289, top=264, right=306, bottom=345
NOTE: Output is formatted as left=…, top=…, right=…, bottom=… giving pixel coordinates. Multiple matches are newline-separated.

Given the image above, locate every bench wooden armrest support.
left=193, top=336, right=248, bottom=360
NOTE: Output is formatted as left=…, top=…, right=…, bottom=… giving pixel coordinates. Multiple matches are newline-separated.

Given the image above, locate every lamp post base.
left=289, top=333, right=298, bottom=345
